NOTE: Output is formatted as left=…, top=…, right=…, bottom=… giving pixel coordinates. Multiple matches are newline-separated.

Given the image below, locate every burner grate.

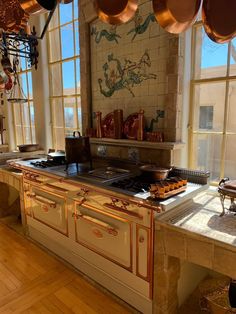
left=111, top=175, right=188, bottom=199
left=30, top=159, right=66, bottom=168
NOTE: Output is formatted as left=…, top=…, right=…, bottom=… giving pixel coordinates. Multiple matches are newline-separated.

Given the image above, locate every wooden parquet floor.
left=0, top=223, right=133, bottom=314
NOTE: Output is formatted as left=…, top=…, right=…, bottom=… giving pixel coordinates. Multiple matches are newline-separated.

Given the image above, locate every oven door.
left=31, top=187, right=67, bottom=235
left=74, top=203, right=132, bottom=270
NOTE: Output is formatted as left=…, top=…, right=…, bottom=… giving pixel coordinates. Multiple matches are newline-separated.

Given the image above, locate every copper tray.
left=94, top=0, right=138, bottom=25
left=150, top=185, right=187, bottom=200
left=202, top=0, right=236, bottom=43
left=152, top=0, right=202, bottom=34
left=101, top=112, right=115, bottom=138
left=123, top=113, right=139, bottom=140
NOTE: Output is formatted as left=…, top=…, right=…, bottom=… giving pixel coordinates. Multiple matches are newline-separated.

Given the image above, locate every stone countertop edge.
left=155, top=190, right=236, bottom=253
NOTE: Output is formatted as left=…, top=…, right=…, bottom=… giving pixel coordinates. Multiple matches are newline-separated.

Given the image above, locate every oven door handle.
left=76, top=214, right=118, bottom=236
left=32, top=194, right=57, bottom=209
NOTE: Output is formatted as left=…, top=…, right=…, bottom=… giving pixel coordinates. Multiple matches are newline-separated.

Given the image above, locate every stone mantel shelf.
left=90, top=138, right=185, bottom=150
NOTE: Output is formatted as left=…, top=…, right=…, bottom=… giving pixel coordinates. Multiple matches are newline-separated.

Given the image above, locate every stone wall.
left=79, top=0, right=184, bottom=143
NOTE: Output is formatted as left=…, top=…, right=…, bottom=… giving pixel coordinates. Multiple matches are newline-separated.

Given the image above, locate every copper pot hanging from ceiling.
left=57, top=0, right=73, bottom=4
left=202, top=0, right=236, bottom=43
left=152, top=0, right=202, bottom=34
left=19, top=0, right=57, bottom=15
left=94, top=0, right=138, bottom=25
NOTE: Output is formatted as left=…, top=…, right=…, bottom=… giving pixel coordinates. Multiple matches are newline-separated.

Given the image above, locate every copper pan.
left=94, top=0, right=138, bottom=25
left=19, top=0, right=57, bottom=15
left=58, top=0, right=73, bottom=4
left=202, top=0, right=236, bottom=43
left=152, top=0, right=202, bottom=34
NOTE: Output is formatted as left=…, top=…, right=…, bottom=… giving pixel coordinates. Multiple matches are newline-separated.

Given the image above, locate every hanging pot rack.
left=0, top=0, right=65, bottom=69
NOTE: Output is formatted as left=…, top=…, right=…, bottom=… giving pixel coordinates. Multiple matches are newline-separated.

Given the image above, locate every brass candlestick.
left=96, top=111, right=102, bottom=138
left=137, top=109, right=144, bottom=141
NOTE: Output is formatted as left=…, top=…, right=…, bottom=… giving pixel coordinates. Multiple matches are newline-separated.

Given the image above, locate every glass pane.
left=76, top=58, right=80, bottom=94
left=62, top=60, right=75, bottom=95
left=20, top=73, right=28, bottom=96
left=193, top=82, right=226, bottom=132
left=225, top=135, right=236, bottom=178
left=227, top=81, right=236, bottom=132
left=59, top=3, right=73, bottom=25
left=61, top=24, right=74, bottom=59
left=22, top=103, right=30, bottom=126
left=30, top=102, right=35, bottom=125
left=74, top=21, right=80, bottom=56
left=49, top=7, right=59, bottom=30
left=31, top=126, right=36, bottom=143
left=54, top=127, right=65, bottom=150
left=64, top=97, right=76, bottom=129
left=51, top=98, right=64, bottom=127
left=20, top=57, right=27, bottom=72
left=194, top=26, right=228, bottom=79
left=23, top=127, right=31, bottom=144
left=48, top=29, right=61, bottom=62
left=50, top=63, right=62, bottom=96
left=27, top=72, right=33, bottom=99
left=13, top=103, right=21, bottom=125
left=230, top=38, right=236, bottom=76
left=74, top=0, right=78, bottom=19
left=192, top=134, right=222, bottom=182
left=77, top=97, right=82, bottom=130
left=16, top=126, right=23, bottom=145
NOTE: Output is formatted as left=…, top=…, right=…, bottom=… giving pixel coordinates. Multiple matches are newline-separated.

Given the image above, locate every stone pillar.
left=153, top=228, right=181, bottom=314
left=79, top=0, right=97, bottom=134
left=30, top=15, right=52, bottom=151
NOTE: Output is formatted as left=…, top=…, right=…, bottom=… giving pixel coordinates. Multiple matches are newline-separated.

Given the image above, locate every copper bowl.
left=19, top=0, right=57, bottom=15
left=140, top=165, right=171, bottom=180
left=202, top=0, right=236, bottom=43
left=94, top=0, right=138, bottom=25
left=152, top=0, right=202, bottom=34
left=18, top=144, right=39, bottom=152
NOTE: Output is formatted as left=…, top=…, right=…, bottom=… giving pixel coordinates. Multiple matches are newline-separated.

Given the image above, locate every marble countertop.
left=158, top=190, right=236, bottom=249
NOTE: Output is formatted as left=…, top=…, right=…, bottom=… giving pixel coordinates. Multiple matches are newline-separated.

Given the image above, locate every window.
left=189, top=24, right=236, bottom=182
left=47, top=0, right=81, bottom=150
left=12, top=58, right=36, bottom=146
left=199, top=106, right=213, bottom=130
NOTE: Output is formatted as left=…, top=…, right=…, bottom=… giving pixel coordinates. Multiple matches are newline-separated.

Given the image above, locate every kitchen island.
left=0, top=160, right=227, bottom=314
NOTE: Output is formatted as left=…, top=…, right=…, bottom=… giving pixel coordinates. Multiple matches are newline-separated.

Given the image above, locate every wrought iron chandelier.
left=0, top=0, right=58, bottom=69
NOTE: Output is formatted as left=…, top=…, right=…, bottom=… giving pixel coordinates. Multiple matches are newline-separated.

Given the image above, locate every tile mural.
left=91, top=25, right=121, bottom=44
left=127, top=11, right=156, bottom=41
left=98, top=51, right=157, bottom=97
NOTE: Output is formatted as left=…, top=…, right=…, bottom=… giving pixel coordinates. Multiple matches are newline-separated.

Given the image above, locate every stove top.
left=110, top=175, right=187, bottom=198
left=30, top=159, right=66, bottom=168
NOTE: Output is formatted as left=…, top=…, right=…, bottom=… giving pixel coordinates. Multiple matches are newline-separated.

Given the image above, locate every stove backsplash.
left=90, top=143, right=182, bottom=168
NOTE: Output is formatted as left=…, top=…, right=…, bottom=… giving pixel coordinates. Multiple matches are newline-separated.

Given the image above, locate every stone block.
left=213, top=245, right=236, bottom=278
left=187, top=238, right=213, bottom=269
left=164, top=229, right=186, bottom=259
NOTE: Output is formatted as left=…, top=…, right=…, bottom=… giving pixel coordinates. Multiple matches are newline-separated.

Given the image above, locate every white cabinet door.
left=74, top=203, right=132, bottom=270
left=31, top=187, right=68, bottom=235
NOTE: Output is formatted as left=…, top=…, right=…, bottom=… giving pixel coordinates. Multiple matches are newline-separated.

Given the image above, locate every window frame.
left=47, top=1, right=81, bottom=150
left=12, top=65, right=36, bottom=146
left=189, top=21, right=236, bottom=183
